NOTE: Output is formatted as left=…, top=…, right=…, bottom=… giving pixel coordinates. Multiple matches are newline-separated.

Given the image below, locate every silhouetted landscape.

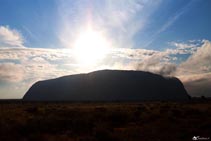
left=23, top=70, right=189, bottom=101
left=0, top=70, right=210, bottom=141
left=1, top=0, right=211, bottom=140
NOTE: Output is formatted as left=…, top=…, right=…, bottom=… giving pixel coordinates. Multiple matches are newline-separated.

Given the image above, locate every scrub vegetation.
left=0, top=100, right=210, bottom=141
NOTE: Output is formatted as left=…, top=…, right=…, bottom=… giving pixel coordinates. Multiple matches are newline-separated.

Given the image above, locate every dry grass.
left=0, top=100, right=211, bottom=141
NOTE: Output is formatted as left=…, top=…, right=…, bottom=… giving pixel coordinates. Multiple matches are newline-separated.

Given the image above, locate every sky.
left=0, top=0, right=211, bottom=99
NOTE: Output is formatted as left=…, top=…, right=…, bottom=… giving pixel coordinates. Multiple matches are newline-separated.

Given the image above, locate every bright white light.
left=73, top=29, right=110, bottom=65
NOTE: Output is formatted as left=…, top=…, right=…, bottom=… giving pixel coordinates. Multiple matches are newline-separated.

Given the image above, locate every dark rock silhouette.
left=23, top=70, right=190, bottom=101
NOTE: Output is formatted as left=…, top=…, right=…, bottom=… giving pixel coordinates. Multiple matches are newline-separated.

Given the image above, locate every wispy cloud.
left=58, top=0, right=162, bottom=48
left=166, top=40, right=201, bottom=55
left=144, top=0, right=196, bottom=47
left=0, top=25, right=24, bottom=47
left=22, top=25, right=40, bottom=43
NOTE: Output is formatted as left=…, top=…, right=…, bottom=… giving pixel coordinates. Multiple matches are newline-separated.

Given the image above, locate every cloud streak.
left=58, top=0, right=162, bottom=48
left=144, top=0, right=196, bottom=47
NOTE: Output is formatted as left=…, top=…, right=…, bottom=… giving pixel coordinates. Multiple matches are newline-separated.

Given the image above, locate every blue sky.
left=0, top=0, right=210, bottom=49
left=0, top=0, right=211, bottom=98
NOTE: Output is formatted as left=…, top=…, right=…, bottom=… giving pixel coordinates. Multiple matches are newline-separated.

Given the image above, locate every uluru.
left=23, top=70, right=190, bottom=101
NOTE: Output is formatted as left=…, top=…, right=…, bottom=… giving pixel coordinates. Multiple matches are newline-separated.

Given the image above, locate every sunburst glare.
left=73, top=28, right=110, bottom=65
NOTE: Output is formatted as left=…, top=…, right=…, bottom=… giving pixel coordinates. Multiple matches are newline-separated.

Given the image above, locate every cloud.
left=177, top=40, right=211, bottom=74
left=175, top=40, right=211, bottom=97
left=135, top=52, right=177, bottom=75
left=0, top=63, right=24, bottom=82
left=0, top=47, right=74, bottom=61
left=111, top=40, right=211, bottom=96
left=0, top=44, right=174, bottom=90
left=108, top=40, right=211, bottom=97
left=137, top=62, right=177, bottom=76
left=108, top=48, right=158, bottom=60
left=0, top=47, right=77, bottom=84
left=166, top=40, right=202, bottom=55
left=170, top=41, right=198, bottom=50
left=0, top=35, right=211, bottom=98
left=0, top=46, right=81, bottom=98
left=103, top=40, right=204, bottom=76
left=0, top=25, right=24, bottom=47
left=179, top=73, right=211, bottom=97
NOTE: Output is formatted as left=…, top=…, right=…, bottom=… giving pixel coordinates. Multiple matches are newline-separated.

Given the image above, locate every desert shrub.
left=144, top=113, right=160, bottom=123
left=93, top=107, right=108, bottom=121
left=94, top=127, right=114, bottom=141
left=161, top=103, right=171, bottom=109
left=55, top=109, right=78, bottom=118
left=136, top=104, right=147, bottom=110
left=184, top=108, right=202, bottom=116
left=70, top=117, right=94, bottom=134
left=123, top=126, right=142, bottom=141
left=95, top=107, right=107, bottom=113
left=167, top=116, right=177, bottom=122
left=78, top=136, right=96, bottom=141
left=133, top=110, right=142, bottom=121
left=1, top=102, right=211, bottom=141
left=171, top=109, right=182, bottom=117
left=199, top=122, right=211, bottom=130
left=108, top=110, right=131, bottom=127
left=25, top=106, right=38, bottom=113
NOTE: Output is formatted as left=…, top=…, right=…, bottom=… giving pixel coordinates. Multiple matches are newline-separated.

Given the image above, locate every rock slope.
left=23, top=70, right=190, bottom=101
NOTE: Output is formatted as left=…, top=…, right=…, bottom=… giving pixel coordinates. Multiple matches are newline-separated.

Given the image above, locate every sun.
left=73, top=29, right=110, bottom=65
